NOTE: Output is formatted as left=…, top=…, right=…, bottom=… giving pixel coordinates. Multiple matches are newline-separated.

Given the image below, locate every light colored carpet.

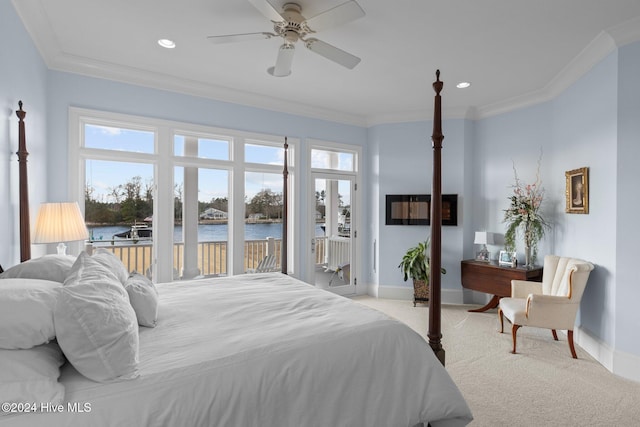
left=353, top=296, right=640, bottom=427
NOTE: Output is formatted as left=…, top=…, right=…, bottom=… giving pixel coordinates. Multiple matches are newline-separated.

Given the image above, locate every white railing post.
left=266, top=237, right=275, bottom=256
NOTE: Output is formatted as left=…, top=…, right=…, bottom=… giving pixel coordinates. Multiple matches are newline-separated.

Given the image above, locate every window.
left=174, top=166, right=230, bottom=278
left=311, top=148, right=355, bottom=171
left=245, top=141, right=285, bottom=165
left=84, top=124, right=154, bottom=153
left=245, top=171, right=284, bottom=272
left=71, top=108, right=295, bottom=282
left=174, top=134, right=230, bottom=160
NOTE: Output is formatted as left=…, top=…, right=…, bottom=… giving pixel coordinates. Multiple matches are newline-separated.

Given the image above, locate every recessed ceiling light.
left=158, top=39, right=176, bottom=49
left=456, top=81, right=471, bottom=89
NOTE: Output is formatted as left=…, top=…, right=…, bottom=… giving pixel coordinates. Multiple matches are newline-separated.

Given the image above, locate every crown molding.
left=365, top=106, right=473, bottom=127
left=13, top=1, right=640, bottom=127
left=47, top=52, right=370, bottom=127
left=474, top=17, right=640, bottom=120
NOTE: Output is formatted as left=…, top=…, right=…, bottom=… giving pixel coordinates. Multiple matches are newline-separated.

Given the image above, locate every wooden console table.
left=460, top=259, right=543, bottom=312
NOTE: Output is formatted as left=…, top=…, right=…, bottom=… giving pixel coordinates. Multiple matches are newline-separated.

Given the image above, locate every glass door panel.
left=311, top=175, right=355, bottom=295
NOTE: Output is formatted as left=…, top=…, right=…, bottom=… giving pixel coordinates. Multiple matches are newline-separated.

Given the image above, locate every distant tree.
left=210, top=197, right=228, bottom=212
left=247, top=189, right=282, bottom=219
left=174, top=183, right=183, bottom=221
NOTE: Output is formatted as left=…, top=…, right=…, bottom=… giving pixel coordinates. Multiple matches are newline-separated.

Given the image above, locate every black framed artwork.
left=385, top=194, right=458, bottom=226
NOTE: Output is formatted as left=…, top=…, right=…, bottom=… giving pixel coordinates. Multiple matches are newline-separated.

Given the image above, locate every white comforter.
left=3, top=273, right=472, bottom=427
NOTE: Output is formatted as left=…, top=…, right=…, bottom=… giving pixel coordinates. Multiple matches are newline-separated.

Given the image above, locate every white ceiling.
left=12, top=0, right=640, bottom=126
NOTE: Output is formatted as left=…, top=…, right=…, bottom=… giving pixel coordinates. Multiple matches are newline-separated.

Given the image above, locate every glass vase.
left=524, top=246, right=532, bottom=267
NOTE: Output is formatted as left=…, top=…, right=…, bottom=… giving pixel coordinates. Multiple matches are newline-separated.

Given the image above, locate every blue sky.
left=85, top=125, right=285, bottom=203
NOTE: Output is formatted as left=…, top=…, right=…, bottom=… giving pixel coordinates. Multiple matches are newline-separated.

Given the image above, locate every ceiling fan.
left=207, top=0, right=365, bottom=77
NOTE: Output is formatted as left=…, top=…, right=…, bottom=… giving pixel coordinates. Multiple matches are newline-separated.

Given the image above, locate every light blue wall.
left=368, top=119, right=466, bottom=294
left=0, top=0, right=48, bottom=266
left=616, top=42, right=640, bottom=356
left=550, top=52, right=618, bottom=346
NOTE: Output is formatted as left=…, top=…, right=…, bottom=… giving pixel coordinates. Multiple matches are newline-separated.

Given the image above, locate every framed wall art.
left=565, top=167, right=589, bottom=214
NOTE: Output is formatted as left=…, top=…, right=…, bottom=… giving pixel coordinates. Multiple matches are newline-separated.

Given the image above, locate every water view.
left=88, top=223, right=326, bottom=243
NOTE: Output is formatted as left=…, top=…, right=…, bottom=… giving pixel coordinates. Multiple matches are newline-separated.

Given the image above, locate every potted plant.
left=398, top=239, right=446, bottom=306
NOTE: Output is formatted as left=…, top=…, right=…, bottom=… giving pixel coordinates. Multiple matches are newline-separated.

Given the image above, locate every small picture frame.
left=565, top=167, right=589, bottom=214
left=476, top=250, right=490, bottom=262
left=499, top=250, right=516, bottom=266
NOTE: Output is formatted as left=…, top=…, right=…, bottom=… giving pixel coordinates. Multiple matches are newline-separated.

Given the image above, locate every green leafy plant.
left=398, top=239, right=446, bottom=283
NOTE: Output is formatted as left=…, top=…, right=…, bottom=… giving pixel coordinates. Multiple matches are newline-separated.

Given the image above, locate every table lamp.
left=474, top=231, right=493, bottom=261
left=33, top=202, right=89, bottom=255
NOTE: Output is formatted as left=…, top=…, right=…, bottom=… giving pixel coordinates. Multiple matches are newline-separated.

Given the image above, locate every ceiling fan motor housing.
left=275, top=2, right=310, bottom=43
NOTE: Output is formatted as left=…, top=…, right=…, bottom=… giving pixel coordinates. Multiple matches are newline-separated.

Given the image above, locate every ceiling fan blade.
left=268, top=44, right=295, bottom=77
left=248, top=0, right=284, bottom=22
left=304, top=1, right=365, bottom=31
left=207, top=32, right=273, bottom=44
left=305, top=38, right=361, bottom=69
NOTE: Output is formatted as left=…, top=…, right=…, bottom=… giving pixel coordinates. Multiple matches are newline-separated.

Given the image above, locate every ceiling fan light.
left=267, top=66, right=291, bottom=77
left=269, top=44, right=295, bottom=77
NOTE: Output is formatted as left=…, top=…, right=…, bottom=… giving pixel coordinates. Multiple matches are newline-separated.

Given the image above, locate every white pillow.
left=55, top=252, right=139, bottom=383
left=0, top=278, right=61, bottom=349
left=0, top=341, right=65, bottom=414
left=0, top=255, right=76, bottom=283
left=92, top=249, right=130, bottom=286
left=125, top=273, right=159, bottom=328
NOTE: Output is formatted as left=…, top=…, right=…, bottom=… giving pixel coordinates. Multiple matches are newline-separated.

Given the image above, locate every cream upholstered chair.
left=498, top=255, right=594, bottom=358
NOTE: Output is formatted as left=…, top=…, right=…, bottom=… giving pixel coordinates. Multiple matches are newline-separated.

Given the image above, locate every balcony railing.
left=86, top=236, right=329, bottom=280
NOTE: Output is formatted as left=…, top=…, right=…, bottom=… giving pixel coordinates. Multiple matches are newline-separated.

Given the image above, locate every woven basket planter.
left=413, top=279, right=429, bottom=307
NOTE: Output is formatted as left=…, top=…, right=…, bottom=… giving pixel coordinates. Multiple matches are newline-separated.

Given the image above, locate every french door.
left=309, top=172, right=356, bottom=295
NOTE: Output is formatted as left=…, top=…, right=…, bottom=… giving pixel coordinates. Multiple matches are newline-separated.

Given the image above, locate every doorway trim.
left=305, top=140, right=362, bottom=295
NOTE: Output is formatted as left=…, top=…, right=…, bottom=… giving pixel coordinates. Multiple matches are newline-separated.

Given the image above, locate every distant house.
left=248, top=213, right=266, bottom=221
left=200, top=207, right=227, bottom=220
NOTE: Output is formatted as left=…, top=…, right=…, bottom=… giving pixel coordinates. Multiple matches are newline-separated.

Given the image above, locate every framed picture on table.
left=499, top=250, right=516, bottom=266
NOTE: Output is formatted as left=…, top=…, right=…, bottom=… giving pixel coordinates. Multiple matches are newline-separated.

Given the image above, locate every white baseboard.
left=576, top=327, right=640, bottom=383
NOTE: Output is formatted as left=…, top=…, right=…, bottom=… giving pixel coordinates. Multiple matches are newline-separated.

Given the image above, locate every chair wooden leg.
left=551, top=329, right=558, bottom=341
left=568, top=330, right=578, bottom=359
left=498, top=308, right=504, bottom=333
left=511, top=324, right=521, bottom=354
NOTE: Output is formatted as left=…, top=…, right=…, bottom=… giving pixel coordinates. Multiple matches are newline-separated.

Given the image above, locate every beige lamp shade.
left=33, top=202, right=89, bottom=254
left=474, top=231, right=494, bottom=245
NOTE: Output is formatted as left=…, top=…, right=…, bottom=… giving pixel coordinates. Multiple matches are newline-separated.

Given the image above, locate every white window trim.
left=69, top=107, right=297, bottom=282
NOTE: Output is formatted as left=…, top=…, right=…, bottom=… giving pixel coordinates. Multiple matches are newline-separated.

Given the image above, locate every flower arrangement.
left=503, top=160, right=549, bottom=265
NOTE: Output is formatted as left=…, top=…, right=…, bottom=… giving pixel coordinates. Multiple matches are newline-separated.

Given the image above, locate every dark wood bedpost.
left=281, top=137, right=289, bottom=274
left=16, top=101, right=31, bottom=262
left=429, top=71, right=445, bottom=366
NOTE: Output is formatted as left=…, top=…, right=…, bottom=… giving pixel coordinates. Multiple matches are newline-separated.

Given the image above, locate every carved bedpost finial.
left=16, top=100, right=26, bottom=121
left=433, top=69, right=443, bottom=95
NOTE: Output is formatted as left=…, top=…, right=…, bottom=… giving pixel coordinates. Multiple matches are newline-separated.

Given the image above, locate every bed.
left=1, top=74, right=472, bottom=427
